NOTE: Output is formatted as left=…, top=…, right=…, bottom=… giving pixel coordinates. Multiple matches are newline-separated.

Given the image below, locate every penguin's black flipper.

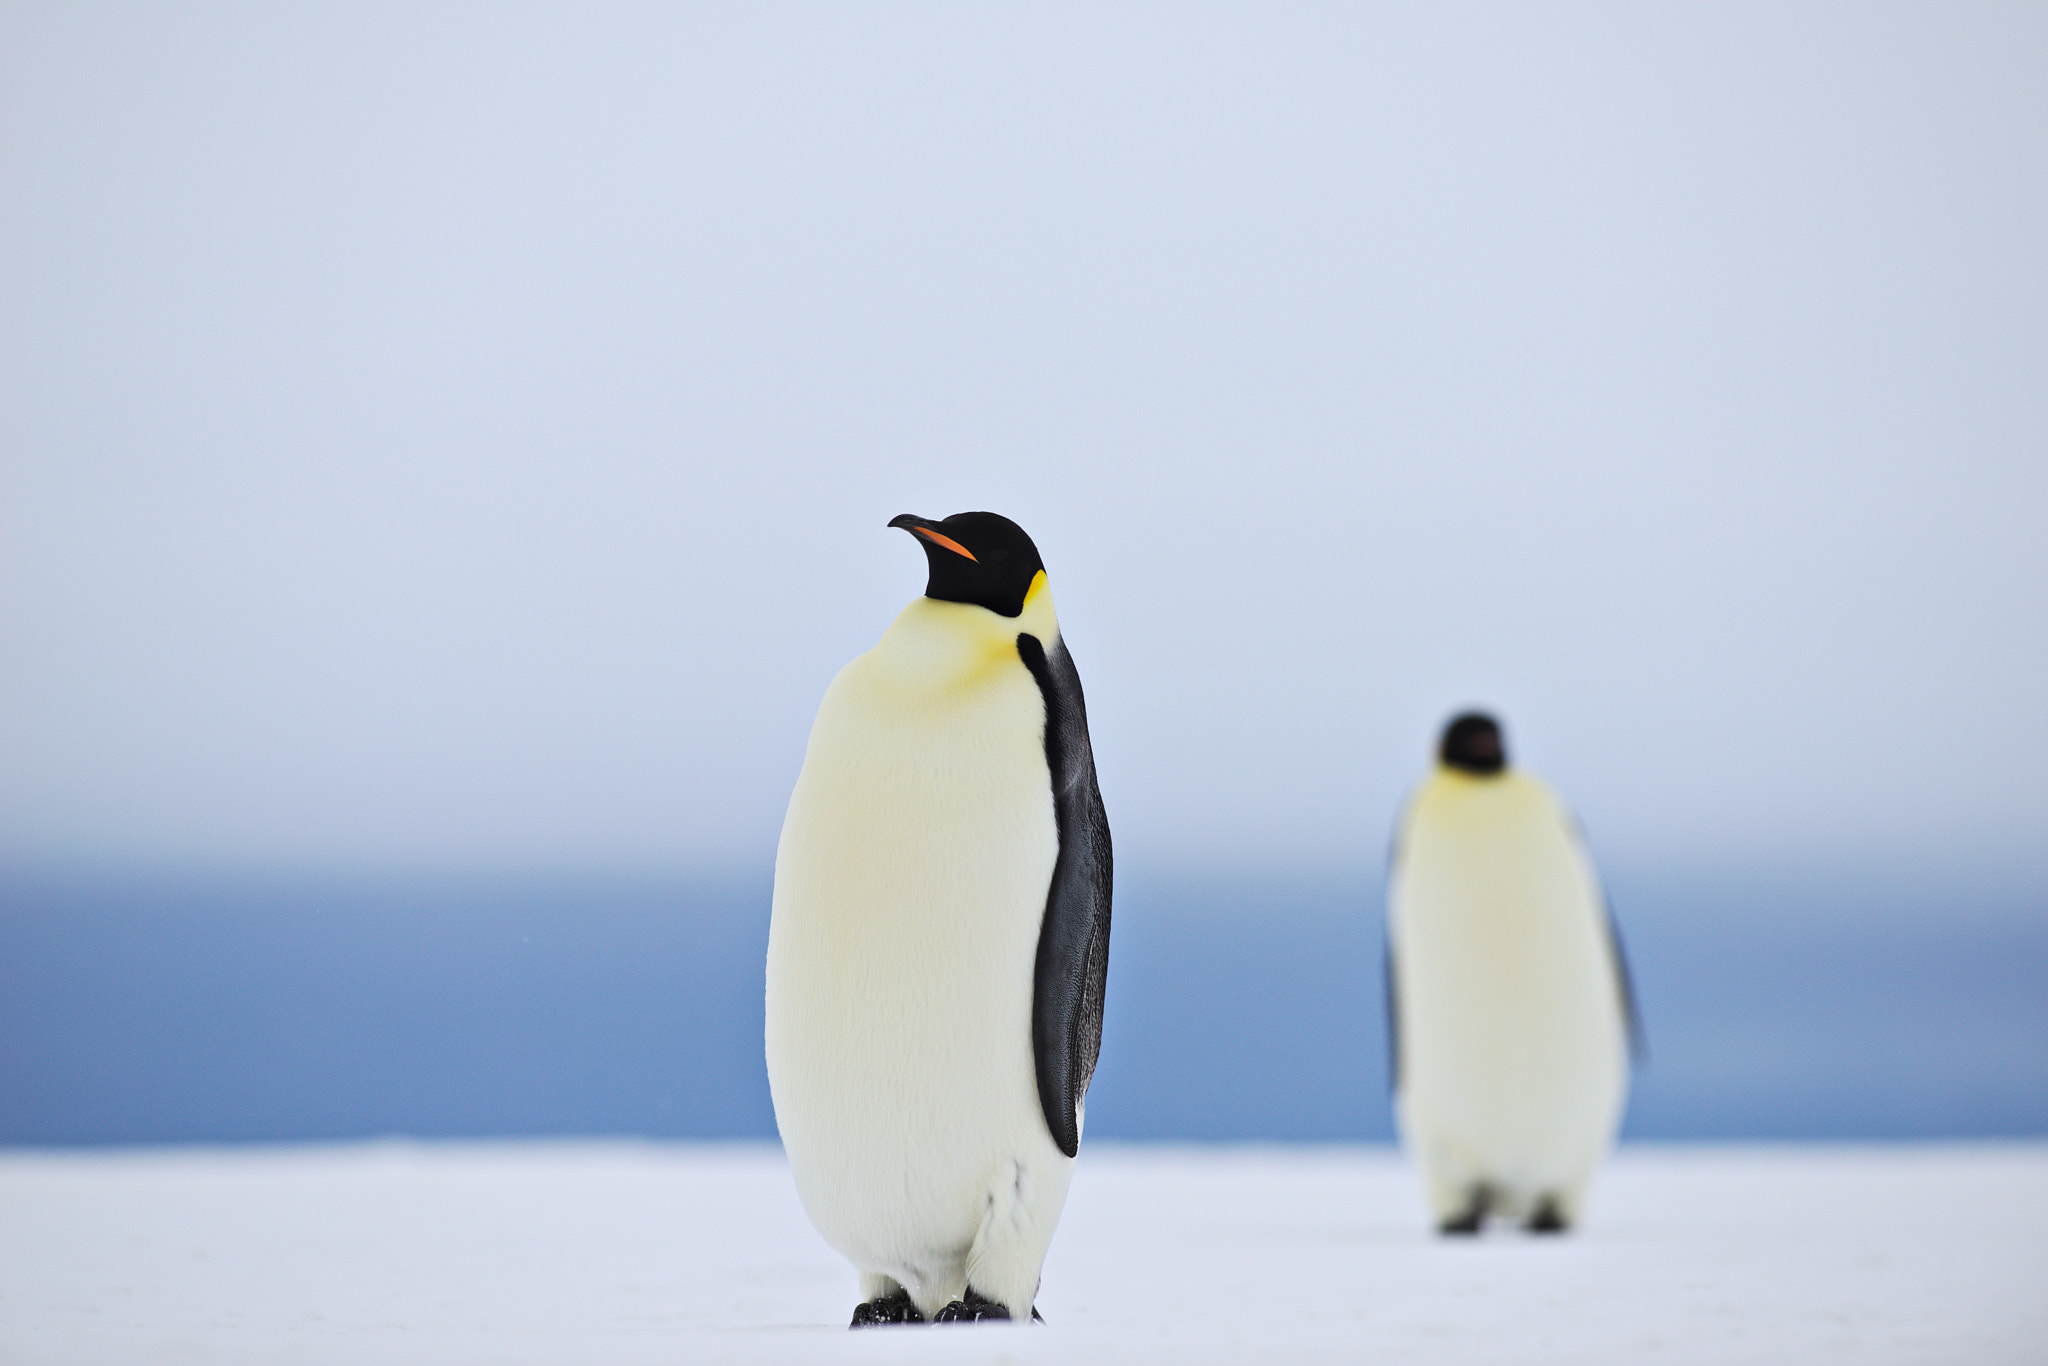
left=1016, top=632, right=1113, bottom=1160
left=1603, top=897, right=1648, bottom=1067
left=1383, top=938, right=1402, bottom=1095
left=1566, top=810, right=1648, bottom=1067
left=1384, top=821, right=1406, bottom=1096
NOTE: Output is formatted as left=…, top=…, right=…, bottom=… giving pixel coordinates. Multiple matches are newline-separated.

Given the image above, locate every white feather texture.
left=1389, top=767, right=1628, bottom=1227
left=765, top=578, right=1071, bottom=1319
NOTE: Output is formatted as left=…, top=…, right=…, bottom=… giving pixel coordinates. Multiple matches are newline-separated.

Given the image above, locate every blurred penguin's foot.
left=849, top=1289, right=925, bottom=1328
left=1527, top=1198, right=1571, bottom=1234
left=933, top=1289, right=1023, bottom=1323
left=1438, top=1184, right=1491, bottom=1235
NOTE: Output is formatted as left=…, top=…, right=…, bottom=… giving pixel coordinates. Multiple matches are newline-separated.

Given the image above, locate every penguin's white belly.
left=1391, top=779, right=1625, bottom=1208
left=765, top=645, right=1068, bottom=1302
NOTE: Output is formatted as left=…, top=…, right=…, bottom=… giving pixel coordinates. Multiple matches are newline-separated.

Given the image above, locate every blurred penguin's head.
left=889, top=511, right=1046, bottom=618
left=1440, top=712, right=1507, bottom=776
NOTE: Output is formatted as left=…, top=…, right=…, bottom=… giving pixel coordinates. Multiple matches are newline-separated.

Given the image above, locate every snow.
left=2, top=1141, right=2043, bottom=1364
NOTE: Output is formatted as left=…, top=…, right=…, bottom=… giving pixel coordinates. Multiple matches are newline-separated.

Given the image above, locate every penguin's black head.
left=1440, top=711, right=1508, bottom=776
left=889, top=511, right=1046, bottom=618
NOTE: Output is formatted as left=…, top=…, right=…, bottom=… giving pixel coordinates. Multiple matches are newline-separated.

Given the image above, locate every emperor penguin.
left=765, top=511, right=1111, bottom=1326
left=1385, top=712, right=1640, bottom=1234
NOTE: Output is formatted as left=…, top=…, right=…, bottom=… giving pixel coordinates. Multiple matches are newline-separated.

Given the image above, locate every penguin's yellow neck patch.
left=870, top=571, right=1059, bottom=694
left=1417, top=767, right=1551, bottom=828
left=1016, top=570, right=1057, bottom=643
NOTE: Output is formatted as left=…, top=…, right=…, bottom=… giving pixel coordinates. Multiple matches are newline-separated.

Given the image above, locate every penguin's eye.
left=912, top=527, right=977, bottom=561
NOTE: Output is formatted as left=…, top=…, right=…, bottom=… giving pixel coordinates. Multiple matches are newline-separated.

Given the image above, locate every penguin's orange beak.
left=911, top=526, right=976, bottom=561
left=889, top=515, right=978, bottom=562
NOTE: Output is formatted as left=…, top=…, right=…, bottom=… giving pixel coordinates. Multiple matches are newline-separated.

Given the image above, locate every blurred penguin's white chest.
left=1389, top=774, right=1624, bottom=1165
left=1393, top=782, right=1607, bottom=1026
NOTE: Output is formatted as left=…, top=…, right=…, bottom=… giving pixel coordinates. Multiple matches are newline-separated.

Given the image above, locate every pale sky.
left=3, top=4, right=2043, bottom=876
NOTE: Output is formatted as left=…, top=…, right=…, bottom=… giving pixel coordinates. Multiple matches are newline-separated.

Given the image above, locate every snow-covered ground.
left=2, top=1141, right=2042, bottom=1364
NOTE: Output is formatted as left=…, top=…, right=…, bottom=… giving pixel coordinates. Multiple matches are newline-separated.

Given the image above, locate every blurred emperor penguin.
left=1386, top=712, right=1640, bottom=1234
left=766, top=511, right=1111, bottom=1326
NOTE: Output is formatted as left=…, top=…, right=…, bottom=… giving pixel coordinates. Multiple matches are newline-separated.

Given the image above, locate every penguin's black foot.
left=1527, top=1198, right=1571, bottom=1235
left=1438, top=1184, right=1491, bottom=1236
left=933, top=1289, right=1022, bottom=1323
left=849, top=1289, right=925, bottom=1327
